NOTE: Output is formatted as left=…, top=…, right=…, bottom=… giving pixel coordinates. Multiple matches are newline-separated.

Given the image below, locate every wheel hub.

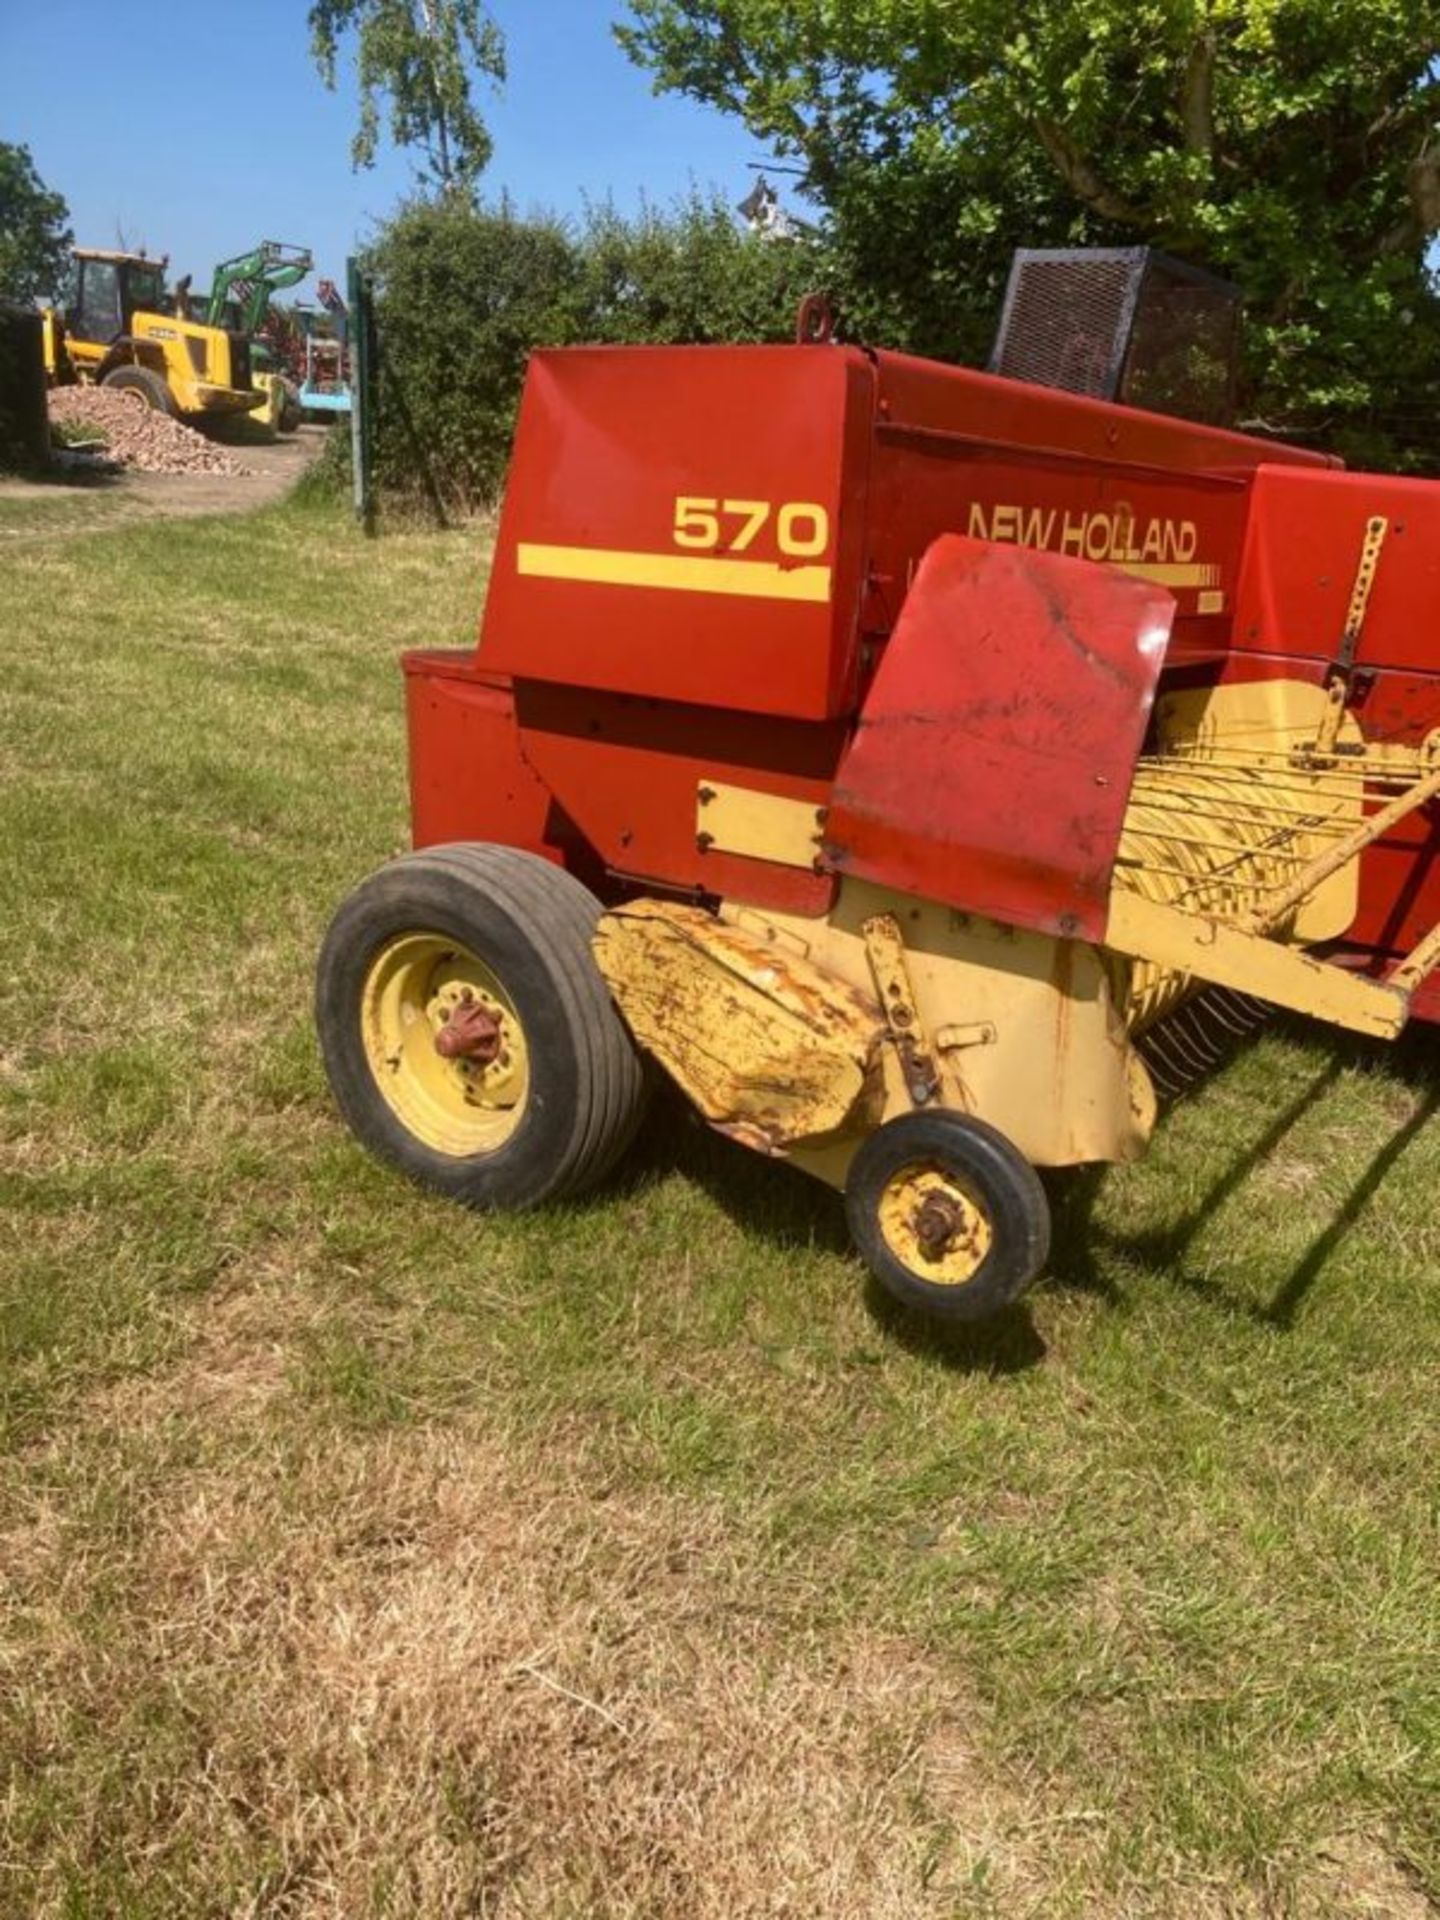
left=877, top=1162, right=993, bottom=1286
left=434, top=990, right=503, bottom=1064
left=912, top=1188, right=968, bottom=1260
left=359, top=933, right=530, bottom=1156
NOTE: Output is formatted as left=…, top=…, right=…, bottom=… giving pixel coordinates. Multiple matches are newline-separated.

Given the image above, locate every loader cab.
left=62, top=250, right=169, bottom=347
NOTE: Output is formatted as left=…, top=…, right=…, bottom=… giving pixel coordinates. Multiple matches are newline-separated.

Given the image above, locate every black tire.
left=101, top=364, right=176, bottom=416
left=278, top=381, right=302, bottom=434
left=315, top=843, right=648, bottom=1209
left=845, top=1110, right=1051, bottom=1322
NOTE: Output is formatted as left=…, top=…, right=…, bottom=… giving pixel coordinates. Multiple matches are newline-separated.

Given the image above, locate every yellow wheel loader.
left=41, top=249, right=263, bottom=420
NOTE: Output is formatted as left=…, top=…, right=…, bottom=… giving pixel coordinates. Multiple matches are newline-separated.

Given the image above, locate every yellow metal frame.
left=1105, top=677, right=1440, bottom=1042
left=1105, top=891, right=1405, bottom=1039
left=592, top=898, right=883, bottom=1156
left=1245, top=761, right=1440, bottom=937
left=597, top=879, right=1156, bottom=1189
left=1388, top=919, right=1440, bottom=994
left=593, top=673, right=1440, bottom=1201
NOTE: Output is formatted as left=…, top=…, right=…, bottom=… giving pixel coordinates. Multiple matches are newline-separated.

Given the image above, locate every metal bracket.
left=935, top=1021, right=997, bottom=1052
left=1336, top=515, right=1389, bottom=676
left=695, top=780, right=827, bottom=870
left=861, top=913, right=941, bottom=1106
left=1312, top=515, right=1388, bottom=760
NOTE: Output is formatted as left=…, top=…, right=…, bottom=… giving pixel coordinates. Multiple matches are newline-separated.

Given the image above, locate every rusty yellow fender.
left=593, top=899, right=885, bottom=1155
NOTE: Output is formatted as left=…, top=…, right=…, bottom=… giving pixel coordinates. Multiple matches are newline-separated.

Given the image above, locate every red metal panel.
left=858, top=350, right=1330, bottom=673
left=513, top=682, right=841, bottom=916
left=480, top=345, right=875, bottom=722
left=1232, top=465, right=1440, bottom=673
left=822, top=535, right=1174, bottom=941
left=403, top=651, right=560, bottom=860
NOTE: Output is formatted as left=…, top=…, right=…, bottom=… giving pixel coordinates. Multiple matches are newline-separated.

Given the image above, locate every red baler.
left=318, top=263, right=1440, bottom=1321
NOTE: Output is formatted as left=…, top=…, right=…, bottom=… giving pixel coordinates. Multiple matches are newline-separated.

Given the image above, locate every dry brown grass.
left=11, top=1327, right=1421, bottom=1919
left=2, top=1358, right=1051, bottom=1919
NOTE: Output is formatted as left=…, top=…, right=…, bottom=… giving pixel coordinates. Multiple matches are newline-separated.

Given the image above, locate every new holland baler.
left=317, top=261, right=1440, bottom=1322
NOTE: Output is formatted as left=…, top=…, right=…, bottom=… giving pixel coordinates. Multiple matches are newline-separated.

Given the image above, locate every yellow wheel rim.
left=877, top=1160, right=993, bottom=1287
left=359, top=932, right=529, bottom=1157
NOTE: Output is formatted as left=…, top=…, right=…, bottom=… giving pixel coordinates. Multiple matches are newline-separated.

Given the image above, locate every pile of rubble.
left=48, top=387, right=253, bottom=477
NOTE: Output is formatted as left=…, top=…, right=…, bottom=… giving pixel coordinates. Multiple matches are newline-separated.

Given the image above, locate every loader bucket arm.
left=204, top=242, right=314, bottom=333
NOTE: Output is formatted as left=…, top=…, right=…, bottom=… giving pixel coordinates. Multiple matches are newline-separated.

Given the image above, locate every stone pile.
left=48, top=387, right=253, bottom=476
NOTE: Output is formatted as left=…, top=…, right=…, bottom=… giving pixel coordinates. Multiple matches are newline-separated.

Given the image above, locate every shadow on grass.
left=11, top=452, right=125, bottom=489
left=610, top=1017, right=1440, bottom=1355
left=1051, top=1019, right=1440, bottom=1329
left=1264, top=1079, right=1439, bottom=1328
left=624, top=1086, right=849, bottom=1253
left=627, top=1088, right=1046, bottom=1375
left=859, top=1278, right=1046, bottom=1375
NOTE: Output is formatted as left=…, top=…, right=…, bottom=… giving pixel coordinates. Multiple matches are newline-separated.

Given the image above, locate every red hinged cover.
left=821, top=535, right=1174, bottom=940
left=480, top=344, right=875, bottom=722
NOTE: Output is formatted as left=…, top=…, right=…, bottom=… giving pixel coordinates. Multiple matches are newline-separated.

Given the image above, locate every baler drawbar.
left=317, top=282, right=1440, bottom=1323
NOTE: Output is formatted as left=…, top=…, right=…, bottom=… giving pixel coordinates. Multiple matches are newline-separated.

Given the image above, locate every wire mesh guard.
left=990, top=247, right=1240, bottom=426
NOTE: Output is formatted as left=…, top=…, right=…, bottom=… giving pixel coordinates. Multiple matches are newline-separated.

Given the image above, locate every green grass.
left=0, top=492, right=1437, bottom=1918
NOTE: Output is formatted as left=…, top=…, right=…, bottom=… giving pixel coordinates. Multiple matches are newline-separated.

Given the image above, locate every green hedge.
left=363, top=194, right=820, bottom=512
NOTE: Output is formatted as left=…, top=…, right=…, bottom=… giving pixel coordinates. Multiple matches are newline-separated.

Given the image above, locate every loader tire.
left=101, top=364, right=176, bottom=416
left=316, top=844, right=649, bottom=1209
left=845, top=1111, right=1050, bottom=1323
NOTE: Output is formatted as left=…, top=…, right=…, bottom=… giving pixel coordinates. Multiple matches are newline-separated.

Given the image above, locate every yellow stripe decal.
left=517, top=542, right=833, bottom=605
left=1113, top=561, right=1221, bottom=589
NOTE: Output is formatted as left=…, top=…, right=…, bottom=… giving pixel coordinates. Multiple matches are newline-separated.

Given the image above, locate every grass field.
left=1, top=490, right=1437, bottom=1918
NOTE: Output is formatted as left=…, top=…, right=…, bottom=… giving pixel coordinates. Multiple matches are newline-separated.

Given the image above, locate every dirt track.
left=0, top=423, right=328, bottom=528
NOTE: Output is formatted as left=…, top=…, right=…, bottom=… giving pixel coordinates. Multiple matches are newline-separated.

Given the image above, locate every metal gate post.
left=347, top=256, right=376, bottom=537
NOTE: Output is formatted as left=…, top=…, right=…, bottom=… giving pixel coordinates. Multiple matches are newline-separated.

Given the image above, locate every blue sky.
left=0, top=0, right=765, bottom=297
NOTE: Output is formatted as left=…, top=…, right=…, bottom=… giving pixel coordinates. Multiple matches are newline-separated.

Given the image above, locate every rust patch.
left=434, top=995, right=503, bottom=1063
left=593, top=900, right=885, bottom=1154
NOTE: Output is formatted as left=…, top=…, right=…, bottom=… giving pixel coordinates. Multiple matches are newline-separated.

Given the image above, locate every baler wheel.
left=315, top=844, right=649, bottom=1209
left=845, top=1112, right=1050, bottom=1322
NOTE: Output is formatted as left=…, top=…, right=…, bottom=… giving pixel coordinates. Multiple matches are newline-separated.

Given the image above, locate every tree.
left=309, top=0, right=505, bottom=192
left=618, top=2, right=1440, bottom=460
left=0, top=143, right=71, bottom=304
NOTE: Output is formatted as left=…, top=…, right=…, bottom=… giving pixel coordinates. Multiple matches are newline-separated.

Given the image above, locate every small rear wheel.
left=845, top=1111, right=1050, bottom=1322
left=101, top=364, right=176, bottom=415
left=316, top=844, right=648, bottom=1208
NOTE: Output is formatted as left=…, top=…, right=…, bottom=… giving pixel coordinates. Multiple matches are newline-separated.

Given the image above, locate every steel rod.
left=1246, top=764, right=1440, bottom=934
left=1386, top=916, right=1440, bottom=994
